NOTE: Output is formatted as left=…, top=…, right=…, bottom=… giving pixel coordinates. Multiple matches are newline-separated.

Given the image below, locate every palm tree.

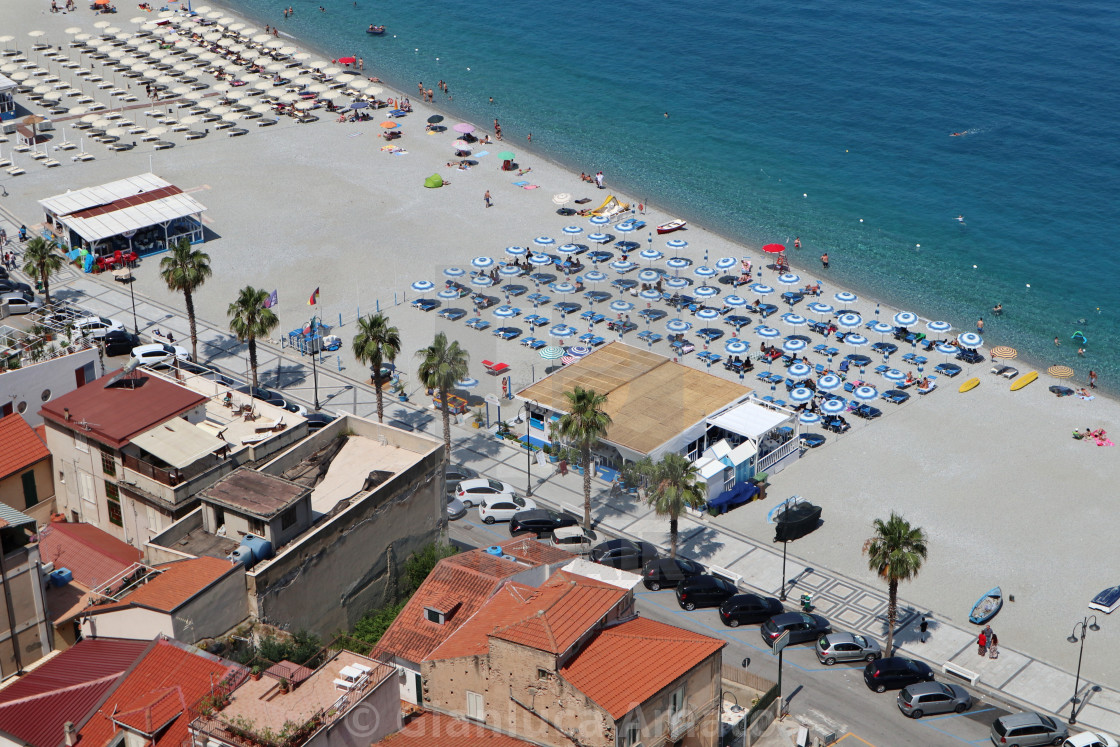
left=645, top=453, right=707, bottom=558
left=557, top=387, right=612, bottom=530
left=21, top=237, right=63, bottom=305
left=416, top=332, right=469, bottom=455
left=353, top=313, right=401, bottom=423
left=863, top=512, right=928, bottom=656
left=227, top=286, right=279, bottom=391
left=159, top=238, right=211, bottom=362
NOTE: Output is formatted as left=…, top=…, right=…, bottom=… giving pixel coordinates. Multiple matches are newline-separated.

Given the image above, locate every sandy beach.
left=5, top=0, right=1120, bottom=688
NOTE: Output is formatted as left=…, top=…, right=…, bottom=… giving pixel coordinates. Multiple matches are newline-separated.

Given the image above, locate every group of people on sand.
left=1074, top=427, right=1111, bottom=446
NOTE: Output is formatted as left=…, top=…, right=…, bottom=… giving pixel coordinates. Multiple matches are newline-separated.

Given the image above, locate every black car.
left=304, top=413, right=336, bottom=432
left=862, top=656, right=934, bottom=693
left=235, top=385, right=286, bottom=409
left=102, top=330, right=140, bottom=357
left=642, top=558, right=704, bottom=591
left=589, top=539, right=660, bottom=571
left=509, top=509, right=578, bottom=537
left=444, top=464, right=479, bottom=494
left=676, top=575, right=739, bottom=610
left=0, top=279, right=32, bottom=296
left=719, top=594, right=784, bottom=627
left=760, top=612, right=832, bottom=647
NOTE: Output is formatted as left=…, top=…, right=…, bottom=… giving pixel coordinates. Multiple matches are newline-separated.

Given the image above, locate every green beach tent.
left=424, top=173, right=444, bottom=189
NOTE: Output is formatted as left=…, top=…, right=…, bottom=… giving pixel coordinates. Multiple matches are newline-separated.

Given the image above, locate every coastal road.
left=447, top=516, right=1015, bottom=747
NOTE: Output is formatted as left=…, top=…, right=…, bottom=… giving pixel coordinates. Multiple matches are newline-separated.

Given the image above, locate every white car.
left=1064, top=733, right=1119, bottom=747
left=478, top=495, right=536, bottom=524
left=75, top=316, right=125, bottom=339
left=131, top=342, right=192, bottom=368
left=455, top=477, right=518, bottom=508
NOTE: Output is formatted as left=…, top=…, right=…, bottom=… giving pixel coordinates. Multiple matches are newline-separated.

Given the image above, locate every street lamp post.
left=1067, top=614, right=1100, bottom=724
left=127, top=269, right=139, bottom=335
left=308, top=316, right=320, bottom=410
left=517, top=402, right=535, bottom=497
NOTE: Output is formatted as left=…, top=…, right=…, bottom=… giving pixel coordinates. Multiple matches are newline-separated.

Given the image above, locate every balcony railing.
left=668, top=706, right=696, bottom=742
left=122, top=452, right=216, bottom=487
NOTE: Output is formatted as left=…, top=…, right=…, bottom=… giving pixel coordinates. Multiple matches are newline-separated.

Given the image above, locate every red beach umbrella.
left=762, top=243, right=786, bottom=254
left=336, top=56, right=356, bottom=64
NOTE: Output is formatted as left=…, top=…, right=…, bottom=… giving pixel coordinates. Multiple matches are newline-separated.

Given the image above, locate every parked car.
left=548, top=526, right=598, bottom=556
left=0, top=293, right=42, bottom=315
left=990, top=713, right=1069, bottom=746
left=304, top=412, right=336, bottom=432
left=446, top=495, right=467, bottom=521
left=760, top=612, right=832, bottom=647
left=445, top=464, right=479, bottom=494
left=0, top=279, right=33, bottom=296
left=478, top=495, right=535, bottom=524
left=863, top=656, right=934, bottom=693
left=589, top=539, right=660, bottom=571
left=676, top=575, right=739, bottom=610
left=897, top=681, right=971, bottom=718
left=509, top=509, right=578, bottom=536
left=102, top=330, right=140, bottom=357
left=642, top=557, right=705, bottom=591
left=234, top=384, right=286, bottom=409
left=1063, top=732, right=1119, bottom=747
left=130, top=342, right=191, bottom=367
left=815, top=632, right=882, bottom=665
left=75, top=315, right=125, bottom=339
left=719, top=594, right=784, bottom=627
left=455, top=477, right=518, bottom=508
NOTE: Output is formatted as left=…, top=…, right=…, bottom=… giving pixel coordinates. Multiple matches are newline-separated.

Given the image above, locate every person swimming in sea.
left=956, top=215, right=965, bottom=222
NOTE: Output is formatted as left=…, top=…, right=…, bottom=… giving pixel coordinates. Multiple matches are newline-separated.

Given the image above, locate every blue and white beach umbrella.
left=817, top=374, right=842, bottom=392
left=777, top=273, right=801, bottom=286
left=552, top=282, right=577, bottom=295
left=493, top=305, right=518, bottom=318
left=549, top=324, right=577, bottom=338
left=665, top=276, right=689, bottom=289
left=638, top=269, right=660, bottom=283
left=783, top=339, right=808, bottom=354
left=724, top=295, right=747, bottom=307
left=695, top=265, right=717, bottom=278
left=958, top=332, right=983, bottom=348
left=640, top=289, right=661, bottom=301
left=782, top=313, right=807, bottom=327
left=557, top=243, right=580, bottom=254
left=755, top=326, right=780, bottom=339
left=539, top=346, right=565, bottom=359
left=893, top=311, right=918, bottom=327
left=499, top=264, right=522, bottom=277
left=411, top=280, right=434, bottom=292
left=715, top=257, right=737, bottom=270
left=666, top=319, right=692, bottom=333
left=725, top=339, right=749, bottom=355
left=471, top=275, right=494, bottom=287
left=529, top=253, right=552, bottom=266
left=666, top=257, right=691, bottom=270
left=884, top=368, right=906, bottom=382
left=821, top=398, right=846, bottom=414
left=788, top=362, right=812, bottom=378
left=666, top=238, right=688, bottom=249
left=438, top=288, right=460, bottom=300
left=935, top=342, right=958, bottom=356
left=471, top=256, right=495, bottom=269
left=444, top=266, right=466, bottom=278
left=533, top=236, right=555, bottom=246
left=457, top=377, right=479, bottom=389
left=697, top=308, right=720, bottom=320
left=610, top=300, right=634, bottom=312
left=853, top=385, right=878, bottom=401
left=807, top=301, right=834, bottom=316
left=587, top=232, right=610, bottom=243
left=567, top=345, right=592, bottom=357
left=871, top=321, right=894, bottom=336
left=751, top=283, right=774, bottom=296
left=615, top=222, right=636, bottom=234
left=562, top=225, right=583, bottom=235
left=836, top=312, right=862, bottom=328
left=505, top=245, right=527, bottom=256
left=844, top=333, right=869, bottom=347
left=640, top=248, right=663, bottom=261
left=610, top=260, right=636, bottom=272
left=799, top=411, right=821, bottom=425
left=695, top=286, right=719, bottom=297
left=927, top=320, right=952, bottom=334
left=789, top=387, right=815, bottom=403
left=584, top=270, right=607, bottom=283
left=589, top=215, right=610, bottom=225
left=834, top=291, right=858, bottom=304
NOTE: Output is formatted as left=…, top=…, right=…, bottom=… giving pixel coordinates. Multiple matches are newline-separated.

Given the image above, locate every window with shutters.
left=466, top=691, right=484, bottom=722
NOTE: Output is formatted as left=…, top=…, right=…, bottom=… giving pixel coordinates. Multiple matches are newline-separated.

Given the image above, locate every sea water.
left=231, top=0, right=1120, bottom=388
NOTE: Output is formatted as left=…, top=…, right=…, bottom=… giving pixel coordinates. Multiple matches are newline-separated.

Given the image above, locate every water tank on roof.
left=228, top=546, right=254, bottom=567
left=49, top=568, right=73, bottom=587
left=485, top=546, right=504, bottom=556
left=241, top=534, right=274, bottom=563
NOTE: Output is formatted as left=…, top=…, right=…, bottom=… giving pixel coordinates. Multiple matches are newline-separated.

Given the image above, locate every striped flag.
left=308, top=287, right=320, bottom=306
left=263, top=290, right=278, bottom=309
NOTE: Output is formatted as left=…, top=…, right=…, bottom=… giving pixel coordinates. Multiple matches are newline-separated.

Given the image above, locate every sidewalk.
left=2, top=202, right=1118, bottom=735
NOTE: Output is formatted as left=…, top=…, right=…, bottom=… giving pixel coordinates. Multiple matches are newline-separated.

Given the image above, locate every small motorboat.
left=656, top=219, right=687, bottom=234
left=367, top=25, right=386, bottom=35
left=969, top=586, right=1002, bottom=624
left=774, top=500, right=822, bottom=542
left=1089, top=585, right=1120, bottom=614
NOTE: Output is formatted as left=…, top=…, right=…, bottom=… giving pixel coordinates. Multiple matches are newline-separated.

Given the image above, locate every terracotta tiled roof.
left=373, top=544, right=570, bottom=666
left=78, top=639, right=239, bottom=747
left=40, top=371, right=207, bottom=450
left=0, top=413, right=51, bottom=481
left=0, top=638, right=150, bottom=747
left=375, top=710, right=538, bottom=747
left=86, top=556, right=238, bottom=615
left=560, top=617, right=725, bottom=720
left=38, top=522, right=143, bottom=592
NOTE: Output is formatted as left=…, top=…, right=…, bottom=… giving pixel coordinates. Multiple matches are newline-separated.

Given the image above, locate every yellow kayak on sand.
left=1010, top=371, right=1038, bottom=391
left=959, top=378, right=980, bottom=393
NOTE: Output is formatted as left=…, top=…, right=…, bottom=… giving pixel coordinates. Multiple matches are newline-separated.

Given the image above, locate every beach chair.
left=901, top=353, right=916, bottom=365
left=520, top=336, right=538, bottom=347
left=999, top=367, right=1018, bottom=379
left=438, top=308, right=466, bottom=321
left=466, top=318, right=491, bottom=331
left=917, top=375, right=939, bottom=394
left=874, top=364, right=890, bottom=375
left=934, top=362, right=961, bottom=377
left=482, top=360, right=510, bottom=375
left=588, top=336, right=606, bottom=347
left=525, top=339, right=547, bottom=350
left=494, top=327, right=521, bottom=340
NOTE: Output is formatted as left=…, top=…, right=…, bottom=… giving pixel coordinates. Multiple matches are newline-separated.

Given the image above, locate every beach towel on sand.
left=523, top=185, right=540, bottom=190
left=512, top=180, right=529, bottom=186
left=474, top=150, right=489, bottom=158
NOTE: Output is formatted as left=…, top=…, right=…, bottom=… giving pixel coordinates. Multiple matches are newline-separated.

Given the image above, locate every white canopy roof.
left=708, top=401, right=791, bottom=440
left=131, top=417, right=226, bottom=468
left=40, top=173, right=172, bottom=215
left=0, top=73, right=15, bottom=92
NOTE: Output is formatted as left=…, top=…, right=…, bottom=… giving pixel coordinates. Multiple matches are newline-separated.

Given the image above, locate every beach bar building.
left=38, top=173, right=206, bottom=261
left=516, top=342, right=799, bottom=496
left=0, top=74, right=16, bottom=121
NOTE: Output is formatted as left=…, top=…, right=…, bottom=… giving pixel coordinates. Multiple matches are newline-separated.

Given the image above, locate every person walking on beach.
left=1090, top=370, right=1097, bottom=388
left=820, top=252, right=829, bottom=269
left=358, top=57, right=363, bottom=70
left=977, top=317, right=984, bottom=334
left=977, top=630, right=987, bottom=656
left=919, top=616, right=928, bottom=643
left=484, top=190, right=491, bottom=208
left=595, top=171, right=604, bottom=189
left=988, top=632, right=999, bottom=659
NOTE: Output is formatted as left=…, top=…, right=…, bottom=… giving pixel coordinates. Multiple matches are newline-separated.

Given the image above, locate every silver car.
left=897, top=681, right=971, bottom=718
left=446, top=495, right=467, bottom=521
left=815, top=632, right=882, bottom=665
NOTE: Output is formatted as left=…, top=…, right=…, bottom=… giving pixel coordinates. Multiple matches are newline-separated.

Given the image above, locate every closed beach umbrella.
left=834, top=291, right=858, bottom=304
left=587, top=232, right=610, bottom=243
left=836, top=312, right=862, bottom=328
left=529, top=254, right=552, bottom=266
left=471, top=275, right=494, bottom=287
left=853, top=385, right=878, bottom=401
left=927, top=320, right=952, bottom=335
left=725, top=339, right=749, bottom=355
left=640, top=248, right=663, bottom=262
left=539, top=346, right=565, bottom=359
left=695, top=286, right=719, bottom=298
left=750, top=283, right=774, bottom=296
left=583, top=271, right=607, bottom=283
left=664, top=276, right=688, bottom=289
left=493, top=305, right=518, bottom=318
left=782, top=313, right=807, bottom=327
left=755, top=326, right=780, bottom=339
left=957, top=332, right=983, bottom=348
left=817, top=374, right=842, bottom=392
left=638, top=269, right=660, bottom=283
left=589, top=215, right=610, bottom=225
left=844, top=333, right=869, bottom=347
left=894, top=311, right=919, bottom=327
left=666, top=319, right=692, bottom=333
left=821, top=398, right=846, bottom=414
left=783, top=339, right=807, bottom=354
left=778, top=273, right=801, bottom=286
left=549, top=324, right=576, bottom=339
left=443, top=267, right=465, bottom=278
left=697, top=308, right=720, bottom=321
left=799, top=412, right=821, bottom=425
left=666, top=239, right=688, bottom=249
left=568, top=345, right=592, bottom=358
left=789, top=387, right=814, bottom=404
left=533, top=236, right=555, bottom=246
left=724, top=295, right=747, bottom=307
left=471, top=256, right=495, bottom=269
left=411, top=280, right=434, bottom=292
left=562, top=225, right=583, bottom=236
left=788, top=363, right=812, bottom=378
left=505, top=245, right=527, bottom=257
left=884, top=369, right=906, bottom=382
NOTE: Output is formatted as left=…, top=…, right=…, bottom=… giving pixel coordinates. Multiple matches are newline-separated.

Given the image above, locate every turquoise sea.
left=231, top=0, right=1120, bottom=389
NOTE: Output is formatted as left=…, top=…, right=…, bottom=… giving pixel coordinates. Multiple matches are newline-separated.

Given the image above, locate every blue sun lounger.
left=466, top=318, right=491, bottom=331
